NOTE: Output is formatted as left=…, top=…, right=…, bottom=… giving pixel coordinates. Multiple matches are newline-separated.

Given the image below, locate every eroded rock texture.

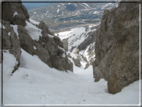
left=93, top=3, right=139, bottom=94
left=2, top=1, right=73, bottom=73
left=2, top=1, right=29, bottom=26
left=2, top=21, right=21, bottom=73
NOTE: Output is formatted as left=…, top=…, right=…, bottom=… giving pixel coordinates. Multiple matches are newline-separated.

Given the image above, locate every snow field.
left=2, top=49, right=140, bottom=105
left=29, top=18, right=40, bottom=25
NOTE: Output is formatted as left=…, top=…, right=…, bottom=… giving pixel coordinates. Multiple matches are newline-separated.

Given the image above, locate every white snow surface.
left=58, top=46, right=66, bottom=58
left=13, top=11, right=18, bottom=17
left=10, top=25, right=19, bottom=39
left=25, top=21, right=42, bottom=41
left=33, top=46, right=37, bottom=50
left=82, top=3, right=91, bottom=9
left=79, top=3, right=88, bottom=9
left=66, top=26, right=96, bottom=51
left=94, top=11, right=99, bottom=14
left=8, top=32, right=11, bottom=36
left=45, top=11, right=48, bottom=15
left=57, top=26, right=97, bottom=52
left=0, top=22, right=6, bottom=29
left=57, top=30, right=72, bottom=40
left=57, top=24, right=98, bottom=68
left=3, top=50, right=18, bottom=82
left=57, top=9, right=59, bottom=13
left=29, top=18, right=40, bottom=25
left=48, top=34, right=54, bottom=38
left=3, top=49, right=140, bottom=105
left=57, top=27, right=87, bottom=44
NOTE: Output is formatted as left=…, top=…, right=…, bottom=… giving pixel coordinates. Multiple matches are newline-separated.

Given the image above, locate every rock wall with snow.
left=93, top=2, right=139, bottom=94
left=57, top=25, right=98, bottom=69
left=2, top=1, right=73, bottom=75
left=62, top=39, right=68, bottom=51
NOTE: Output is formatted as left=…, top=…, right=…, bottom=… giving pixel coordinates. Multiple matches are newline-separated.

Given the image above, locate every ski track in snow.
left=2, top=49, right=140, bottom=105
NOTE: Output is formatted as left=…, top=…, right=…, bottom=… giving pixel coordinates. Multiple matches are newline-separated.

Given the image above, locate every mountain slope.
left=28, top=2, right=118, bottom=31
left=3, top=48, right=140, bottom=104
left=56, top=23, right=99, bottom=69
left=1, top=1, right=140, bottom=105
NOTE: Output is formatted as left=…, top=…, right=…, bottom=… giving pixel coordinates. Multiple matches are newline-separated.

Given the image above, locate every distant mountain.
left=28, top=2, right=118, bottom=32
left=23, top=3, right=51, bottom=10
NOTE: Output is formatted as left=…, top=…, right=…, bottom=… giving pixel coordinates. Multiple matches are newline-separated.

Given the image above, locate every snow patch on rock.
left=25, top=21, right=42, bottom=41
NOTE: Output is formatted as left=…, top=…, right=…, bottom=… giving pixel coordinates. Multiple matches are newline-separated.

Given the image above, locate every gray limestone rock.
left=2, top=21, right=21, bottom=73
left=92, top=3, right=139, bottom=94
left=2, top=1, right=29, bottom=26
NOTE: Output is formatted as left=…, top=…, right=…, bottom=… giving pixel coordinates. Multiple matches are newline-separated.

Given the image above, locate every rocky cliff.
left=2, top=1, right=73, bottom=74
left=93, top=2, right=139, bottom=94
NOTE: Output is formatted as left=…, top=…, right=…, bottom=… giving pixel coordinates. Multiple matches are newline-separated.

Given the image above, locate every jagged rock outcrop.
left=2, top=21, right=21, bottom=73
left=17, top=23, right=73, bottom=72
left=63, top=25, right=97, bottom=69
left=78, top=27, right=97, bottom=51
left=93, top=3, right=139, bottom=94
left=72, top=57, right=82, bottom=67
left=37, top=21, right=73, bottom=71
left=2, top=1, right=73, bottom=73
left=2, top=0, right=29, bottom=26
left=62, top=39, right=68, bottom=51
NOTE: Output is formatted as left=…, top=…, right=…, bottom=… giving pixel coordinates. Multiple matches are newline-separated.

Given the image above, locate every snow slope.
left=3, top=49, right=140, bottom=105
left=57, top=24, right=98, bottom=68
left=58, top=26, right=96, bottom=51
left=25, top=21, right=42, bottom=41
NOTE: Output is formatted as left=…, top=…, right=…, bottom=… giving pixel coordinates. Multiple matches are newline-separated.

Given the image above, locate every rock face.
left=72, top=57, right=82, bottom=67
left=2, top=0, right=29, bottom=26
left=2, top=1, right=73, bottom=73
left=93, top=3, right=139, bottom=94
left=17, top=23, right=73, bottom=72
left=62, top=26, right=97, bottom=69
left=62, top=39, right=68, bottom=51
left=2, top=21, right=21, bottom=73
left=78, top=28, right=97, bottom=51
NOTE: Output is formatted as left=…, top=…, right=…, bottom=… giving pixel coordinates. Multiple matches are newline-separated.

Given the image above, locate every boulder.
left=93, top=3, right=139, bottom=94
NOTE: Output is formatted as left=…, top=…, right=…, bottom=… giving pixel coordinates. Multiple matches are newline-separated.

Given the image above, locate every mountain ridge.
left=28, top=2, right=118, bottom=32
